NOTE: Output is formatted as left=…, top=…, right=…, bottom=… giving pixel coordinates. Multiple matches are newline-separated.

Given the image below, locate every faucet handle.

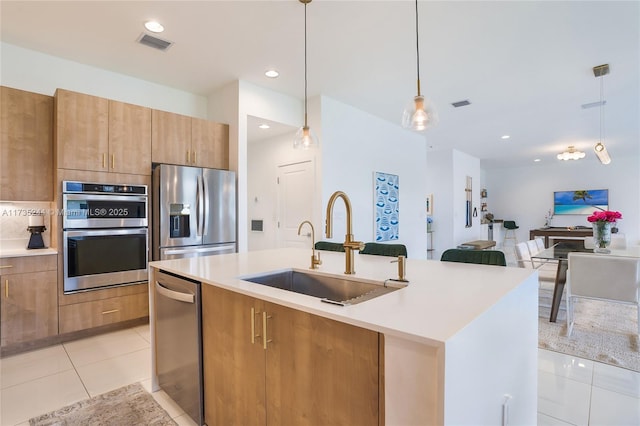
left=310, top=252, right=322, bottom=269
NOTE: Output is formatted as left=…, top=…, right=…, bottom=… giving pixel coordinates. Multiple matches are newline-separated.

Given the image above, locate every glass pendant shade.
left=402, top=95, right=438, bottom=131
left=594, top=142, right=611, bottom=164
left=293, top=125, right=319, bottom=150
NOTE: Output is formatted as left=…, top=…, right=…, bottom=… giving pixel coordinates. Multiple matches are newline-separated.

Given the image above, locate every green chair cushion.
left=360, top=242, right=408, bottom=257
left=314, top=241, right=345, bottom=252
left=440, top=248, right=507, bottom=266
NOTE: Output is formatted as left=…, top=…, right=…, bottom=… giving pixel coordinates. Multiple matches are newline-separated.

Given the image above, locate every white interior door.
left=277, top=160, right=315, bottom=248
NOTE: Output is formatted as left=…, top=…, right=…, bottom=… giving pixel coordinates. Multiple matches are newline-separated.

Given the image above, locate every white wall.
left=427, top=149, right=483, bottom=258
left=485, top=157, right=640, bottom=246
left=1, top=43, right=207, bottom=117
left=320, top=97, right=428, bottom=259
left=208, top=80, right=305, bottom=252
left=247, top=132, right=317, bottom=251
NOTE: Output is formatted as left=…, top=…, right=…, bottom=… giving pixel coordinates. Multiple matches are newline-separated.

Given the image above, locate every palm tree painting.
left=572, top=190, right=593, bottom=203
left=554, top=189, right=608, bottom=215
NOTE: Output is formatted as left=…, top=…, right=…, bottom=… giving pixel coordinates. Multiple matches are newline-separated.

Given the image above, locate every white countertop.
left=149, top=248, right=535, bottom=346
left=0, top=240, right=57, bottom=258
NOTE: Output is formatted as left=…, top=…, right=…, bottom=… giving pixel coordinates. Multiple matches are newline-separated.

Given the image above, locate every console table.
left=529, top=228, right=593, bottom=248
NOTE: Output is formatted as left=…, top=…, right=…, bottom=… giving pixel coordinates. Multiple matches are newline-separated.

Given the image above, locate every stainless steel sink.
left=241, top=269, right=404, bottom=306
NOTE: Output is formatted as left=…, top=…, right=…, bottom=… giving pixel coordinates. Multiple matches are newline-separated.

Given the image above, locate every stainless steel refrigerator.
left=152, top=164, right=236, bottom=260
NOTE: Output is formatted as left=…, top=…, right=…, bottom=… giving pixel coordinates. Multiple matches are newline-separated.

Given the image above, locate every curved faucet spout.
left=298, top=220, right=321, bottom=269
left=325, top=191, right=363, bottom=274
left=325, top=191, right=353, bottom=238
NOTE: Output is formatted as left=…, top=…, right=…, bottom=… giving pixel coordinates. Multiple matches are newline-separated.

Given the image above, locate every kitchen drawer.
left=0, top=255, right=57, bottom=275
left=59, top=292, right=149, bottom=334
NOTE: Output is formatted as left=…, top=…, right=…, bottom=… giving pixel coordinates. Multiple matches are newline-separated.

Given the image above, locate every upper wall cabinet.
left=1, top=86, right=54, bottom=201
left=55, top=89, right=151, bottom=175
left=152, top=109, right=229, bottom=170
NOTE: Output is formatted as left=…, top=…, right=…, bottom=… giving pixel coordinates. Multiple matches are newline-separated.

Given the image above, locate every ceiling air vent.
left=137, top=33, right=173, bottom=51
left=451, top=100, right=471, bottom=108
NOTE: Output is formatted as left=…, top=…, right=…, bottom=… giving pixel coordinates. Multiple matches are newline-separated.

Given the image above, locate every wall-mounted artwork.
left=374, top=172, right=399, bottom=241
left=553, top=189, right=608, bottom=215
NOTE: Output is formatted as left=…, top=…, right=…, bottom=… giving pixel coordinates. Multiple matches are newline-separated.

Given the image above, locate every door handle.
left=155, top=281, right=195, bottom=303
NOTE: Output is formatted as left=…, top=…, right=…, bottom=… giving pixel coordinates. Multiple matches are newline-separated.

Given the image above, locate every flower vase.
left=592, top=222, right=612, bottom=253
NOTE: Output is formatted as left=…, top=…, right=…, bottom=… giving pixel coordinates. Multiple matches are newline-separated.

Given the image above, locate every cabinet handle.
left=101, top=309, right=119, bottom=315
left=111, top=154, right=115, bottom=169
left=0, top=265, right=13, bottom=269
left=251, top=307, right=256, bottom=344
left=4, top=279, right=8, bottom=298
left=262, top=311, right=272, bottom=350
left=192, top=151, right=197, bottom=164
left=186, top=150, right=190, bottom=163
left=102, top=153, right=106, bottom=169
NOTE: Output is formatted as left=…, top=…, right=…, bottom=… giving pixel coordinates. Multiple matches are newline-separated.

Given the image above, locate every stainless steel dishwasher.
left=155, top=269, right=203, bottom=425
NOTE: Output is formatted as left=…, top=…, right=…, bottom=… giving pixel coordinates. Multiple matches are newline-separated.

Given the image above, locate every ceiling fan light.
left=594, top=142, right=611, bottom=164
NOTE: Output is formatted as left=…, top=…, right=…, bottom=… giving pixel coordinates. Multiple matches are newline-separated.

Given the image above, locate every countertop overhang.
left=149, top=248, right=537, bottom=347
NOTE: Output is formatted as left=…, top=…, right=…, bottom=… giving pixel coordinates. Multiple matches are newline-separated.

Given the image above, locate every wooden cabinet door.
left=55, top=89, right=109, bottom=172
left=202, top=285, right=266, bottom=426
left=109, top=100, right=152, bottom=175
left=191, top=118, right=229, bottom=169
left=1, top=270, right=58, bottom=347
left=0, top=86, right=54, bottom=201
left=265, top=302, right=380, bottom=426
left=151, top=109, right=191, bottom=166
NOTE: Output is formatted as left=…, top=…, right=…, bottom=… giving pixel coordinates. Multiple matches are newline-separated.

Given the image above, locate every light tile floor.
left=0, top=325, right=196, bottom=426
left=1, top=324, right=639, bottom=425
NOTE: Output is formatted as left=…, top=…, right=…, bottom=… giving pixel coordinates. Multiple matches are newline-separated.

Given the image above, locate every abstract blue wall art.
left=374, top=171, right=399, bottom=241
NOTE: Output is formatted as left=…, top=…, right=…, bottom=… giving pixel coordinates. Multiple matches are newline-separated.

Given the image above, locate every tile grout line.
left=61, top=343, right=91, bottom=399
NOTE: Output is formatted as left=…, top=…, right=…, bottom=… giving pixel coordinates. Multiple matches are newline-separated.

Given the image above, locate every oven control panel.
left=64, top=181, right=147, bottom=195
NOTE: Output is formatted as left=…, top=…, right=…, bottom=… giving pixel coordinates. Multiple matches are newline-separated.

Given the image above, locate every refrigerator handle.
left=203, top=174, right=210, bottom=237
left=196, top=175, right=204, bottom=237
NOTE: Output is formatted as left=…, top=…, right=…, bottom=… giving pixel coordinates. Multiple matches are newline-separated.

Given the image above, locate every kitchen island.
left=149, top=248, right=538, bottom=425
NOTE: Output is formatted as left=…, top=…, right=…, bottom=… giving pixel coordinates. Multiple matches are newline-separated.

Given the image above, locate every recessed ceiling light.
left=534, top=158, right=541, bottom=162
left=258, top=124, right=270, bottom=129
left=265, top=69, right=279, bottom=78
left=501, top=135, right=510, bottom=140
left=144, top=20, right=164, bottom=33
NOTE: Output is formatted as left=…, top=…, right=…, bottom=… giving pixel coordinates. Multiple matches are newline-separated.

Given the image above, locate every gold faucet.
left=325, top=191, right=364, bottom=274
left=297, top=220, right=322, bottom=269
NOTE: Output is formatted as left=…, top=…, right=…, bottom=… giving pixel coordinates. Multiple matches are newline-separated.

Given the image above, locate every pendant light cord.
left=304, top=1, right=308, bottom=127
left=415, top=0, right=421, bottom=96
left=599, top=75, right=604, bottom=143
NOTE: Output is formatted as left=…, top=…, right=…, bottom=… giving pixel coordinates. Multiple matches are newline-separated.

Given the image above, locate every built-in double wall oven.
left=62, top=181, right=148, bottom=293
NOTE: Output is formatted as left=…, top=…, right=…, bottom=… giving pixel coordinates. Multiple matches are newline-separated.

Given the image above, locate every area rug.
left=538, top=288, right=639, bottom=372
left=29, top=383, right=177, bottom=426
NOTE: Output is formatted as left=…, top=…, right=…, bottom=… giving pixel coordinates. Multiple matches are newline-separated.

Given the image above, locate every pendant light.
left=402, top=0, right=437, bottom=132
left=293, top=0, right=319, bottom=150
left=593, top=64, right=611, bottom=165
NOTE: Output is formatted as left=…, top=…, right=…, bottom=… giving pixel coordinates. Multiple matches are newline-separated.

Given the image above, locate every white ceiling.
left=1, top=1, right=638, bottom=168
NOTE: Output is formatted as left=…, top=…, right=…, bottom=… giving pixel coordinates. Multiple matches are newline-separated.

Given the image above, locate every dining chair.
left=535, top=237, right=546, bottom=251
left=314, top=241, right=345, bottom=252
left=514, top=242, right=555, bottom=282
left=503, top=220, right=519, bottom=245
left=360, top=242, right=407, bottom=257
left=565, top=252, right=640, bottom=337
left=440, top=248, right=506, bottom=266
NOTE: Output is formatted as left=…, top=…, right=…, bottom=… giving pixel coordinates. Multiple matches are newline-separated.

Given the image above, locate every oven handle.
left=155, top=281, right=195, bottom=304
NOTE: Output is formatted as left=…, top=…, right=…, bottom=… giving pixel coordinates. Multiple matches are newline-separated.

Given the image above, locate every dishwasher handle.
left=155, top=281, right=195, bottom=304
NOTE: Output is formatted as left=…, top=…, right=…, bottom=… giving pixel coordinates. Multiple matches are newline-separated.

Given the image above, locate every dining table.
left=531, top=243, right=640, bottom=322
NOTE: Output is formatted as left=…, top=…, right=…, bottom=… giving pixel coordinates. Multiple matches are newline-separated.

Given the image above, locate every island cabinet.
left=202, top=284, right=380, bottom=426
left=0, top=86, right=54, bottom=201
left=0, top=255, right=58, bottom=348
left=152, top=109, right=229, bottom=169
left=55, top=89, right=151, bottom=175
